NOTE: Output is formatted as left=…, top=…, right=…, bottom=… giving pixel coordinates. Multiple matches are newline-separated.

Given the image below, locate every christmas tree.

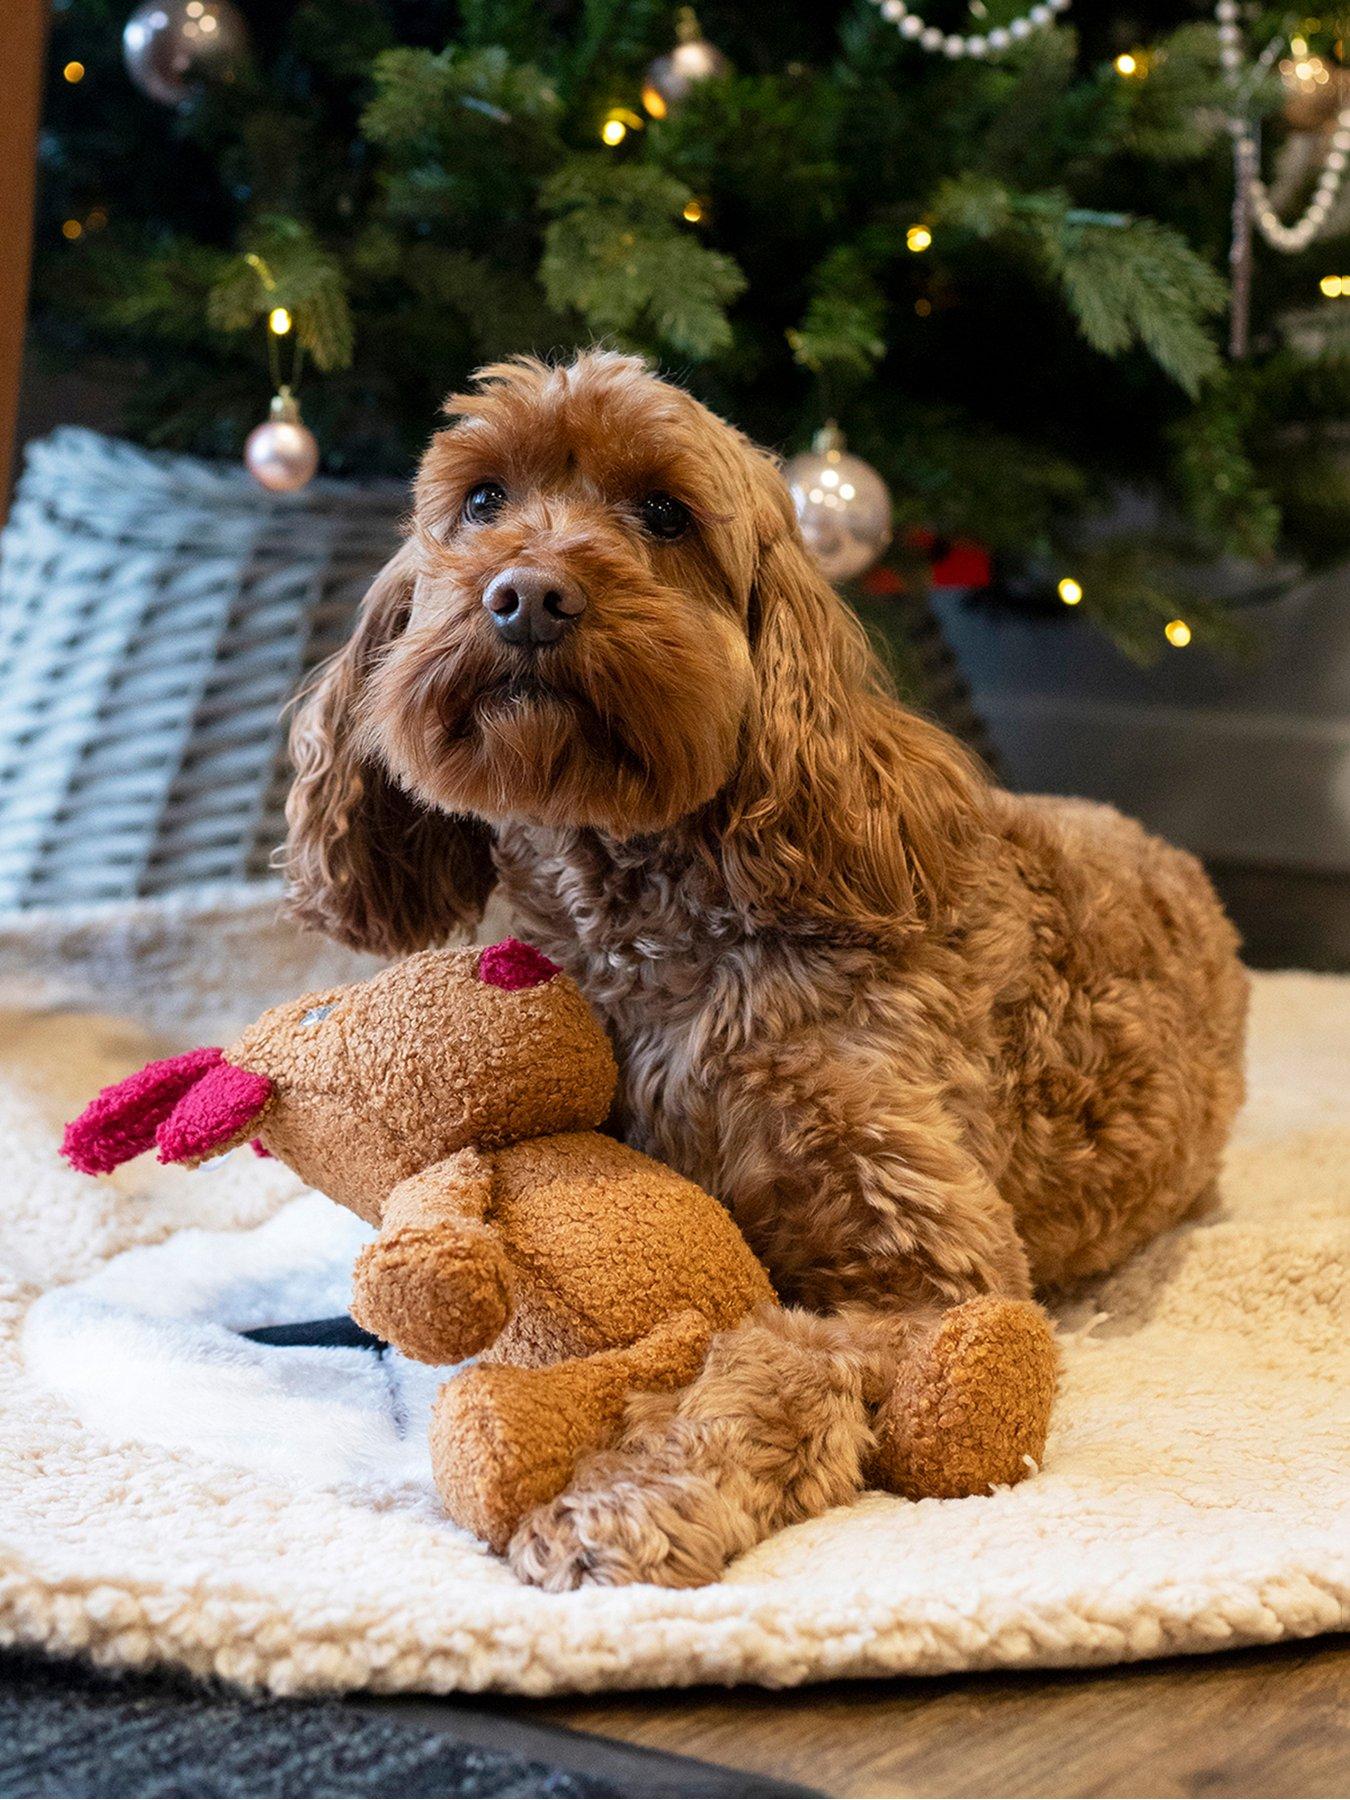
left=29, top=0, right=1350, bottom=663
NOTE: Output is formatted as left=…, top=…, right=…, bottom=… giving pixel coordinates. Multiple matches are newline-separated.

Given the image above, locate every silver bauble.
left=642, top=7, right=730, bottom=116
left=784, top=425, right=893, bottom=584
left=123, top=0, right=250, bottom=107
left=244, top=390, right=320, bottom=494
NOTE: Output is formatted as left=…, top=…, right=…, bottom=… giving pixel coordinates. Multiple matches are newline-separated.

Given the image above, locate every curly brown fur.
left=284, top=350, right=1249, bottom=1585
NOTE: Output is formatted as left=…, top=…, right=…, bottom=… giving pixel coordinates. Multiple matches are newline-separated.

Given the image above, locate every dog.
left=283, top=349, right=1248, bottom=1587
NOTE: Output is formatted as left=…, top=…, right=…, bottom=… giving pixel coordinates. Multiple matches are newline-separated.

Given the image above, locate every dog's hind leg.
left=507, top=1306, right=886, bottom=1591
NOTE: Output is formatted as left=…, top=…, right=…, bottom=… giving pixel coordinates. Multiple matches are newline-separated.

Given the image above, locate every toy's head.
left=62, top=939, right=617, bottom=1221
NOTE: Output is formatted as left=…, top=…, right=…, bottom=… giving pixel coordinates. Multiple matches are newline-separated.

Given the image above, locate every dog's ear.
left=717, top=474, right=985, bottom=945
left=282, top=541, right=496, bottom=956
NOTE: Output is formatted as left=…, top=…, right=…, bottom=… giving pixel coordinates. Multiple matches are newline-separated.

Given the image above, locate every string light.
left=1319, top=274, right=1346, bottom=296
left=600, top=107, right=643, bottom=147
left=268, top=306, right=293, bottom=336
left=906, top=224, right=933, bottom=252
left=1165, top=618, right=1192, bottom=647
left=682, top=197, right=705, bottom=223
left=85, top=207, right=108, bottom=231
left=1114, top=52, right=1139, bottom=75
left=914, top=296, right=933, bottom=316
left=61, top=219, right=83, bottom=241
left=1057, top=577, right=1083, bottom=605
left=63, top=61, right=86, bottom=83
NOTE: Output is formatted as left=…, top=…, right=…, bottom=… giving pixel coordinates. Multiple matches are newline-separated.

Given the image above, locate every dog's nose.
left=483, top=567, right=586, bottom=648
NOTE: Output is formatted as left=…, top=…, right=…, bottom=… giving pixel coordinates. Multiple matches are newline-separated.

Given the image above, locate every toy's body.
left=63, top=939, right=773, bottom=1550
left=352, top=1128, right=772, bottom=1547
left=63, top=936, right=1056, bottom=1570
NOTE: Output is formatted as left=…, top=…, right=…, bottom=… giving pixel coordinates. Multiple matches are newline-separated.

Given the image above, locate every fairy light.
left=1320, top=274, right=1346, bottom=296
left=914, top=296, right=933, bottom=316
left=63, top=61, right=85, bottom=83
left=1057, top=577, right=1083, bottom=606
left=1114, top=52, right=1139, bottom=75
left=1165, top=618, right=1192, bottom=647
left=682, top=197, right=705, bottom=223
left=906, top=224, right=933, bottom=252
left=61, top=219, right=83, bottom=241
left=268, top=306, right=293, bottom=335
left=601, top=107, right=642, bottom=146
left=642, top=85, right=668, bottom=119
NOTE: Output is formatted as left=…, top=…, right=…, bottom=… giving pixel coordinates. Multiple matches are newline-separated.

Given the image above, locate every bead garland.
left=867, top=0, right=1070, bottom=60
left=1216, top=0, right=1350, bottom=253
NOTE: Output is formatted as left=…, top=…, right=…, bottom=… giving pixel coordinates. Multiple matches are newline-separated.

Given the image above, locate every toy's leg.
left=865, top=1296, right=1059, bottom=1500
left=430, top=1309, right=712, bottom=1553
left=507, top=1299, right=1058, bottom=1592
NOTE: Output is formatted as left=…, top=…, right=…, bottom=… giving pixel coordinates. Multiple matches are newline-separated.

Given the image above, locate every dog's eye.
left=464, top=482, right=507, bottom=524
left=640, top=493, right=691, bottom=541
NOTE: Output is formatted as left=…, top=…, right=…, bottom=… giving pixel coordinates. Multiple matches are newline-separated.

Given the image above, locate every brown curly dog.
left=283, top=350, right=1248, bottom=1589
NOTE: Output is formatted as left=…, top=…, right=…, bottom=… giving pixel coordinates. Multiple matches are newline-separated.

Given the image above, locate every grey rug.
left=0, top=1653, right=813, bottom=1798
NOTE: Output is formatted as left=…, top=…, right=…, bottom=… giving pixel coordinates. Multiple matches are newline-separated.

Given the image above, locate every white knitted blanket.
left=0, top=888, right=1345, bottom=1695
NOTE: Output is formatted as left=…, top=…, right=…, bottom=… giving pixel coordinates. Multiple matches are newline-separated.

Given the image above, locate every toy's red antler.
left=62, top=1047, right=273, bottom=1175
left=156, top=1061, right=273, bottom=1166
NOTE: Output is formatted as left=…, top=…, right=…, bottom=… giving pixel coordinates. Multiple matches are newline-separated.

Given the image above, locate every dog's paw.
left=350, top=1224, right=510, bottom=1365
left=507, top=1462, right=738, bottom=1591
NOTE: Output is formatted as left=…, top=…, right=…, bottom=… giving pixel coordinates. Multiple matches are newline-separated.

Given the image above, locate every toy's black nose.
left=483, top=567, right=587, bottom=648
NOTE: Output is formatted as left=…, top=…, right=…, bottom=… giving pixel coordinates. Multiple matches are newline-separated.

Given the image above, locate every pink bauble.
left=784, top=429, right=893, bottom=584
left=244, top=407, right=320, bottom=494
left=122, top=0, right=250, bottom=107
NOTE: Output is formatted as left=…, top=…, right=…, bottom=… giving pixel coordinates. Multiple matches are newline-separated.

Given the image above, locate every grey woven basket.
left=0, top=429, right=404, bottom=910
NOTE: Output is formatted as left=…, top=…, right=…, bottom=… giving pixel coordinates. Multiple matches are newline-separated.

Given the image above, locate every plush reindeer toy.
left=63, top=938, right=1057, bottom=1576
left=62, top=939, right=774, bottom=1550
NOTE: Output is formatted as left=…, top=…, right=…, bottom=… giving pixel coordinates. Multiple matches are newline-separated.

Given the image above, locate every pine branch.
left=1170, top=388, right=1280, bottom=560
left=1122, top=25, right=1230, bottom=162
left=788, top=246, right=887, bottom=381
left=933, top=176, right=1225, bottom=394
left=1062, top=538, right=1253, bottom=665
left=208, top=216, right=354, bottom=370
left=1048, top=215, right=1224, bottom=395
left=540, top=158, right=746, bottom=359
left=457, top=0, right=550, bottom=63
left=362, top=45, right=562, bottom=150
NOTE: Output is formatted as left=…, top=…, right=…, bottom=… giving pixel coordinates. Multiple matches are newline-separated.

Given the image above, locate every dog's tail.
left=507, top=1306, right=892, bottom=1591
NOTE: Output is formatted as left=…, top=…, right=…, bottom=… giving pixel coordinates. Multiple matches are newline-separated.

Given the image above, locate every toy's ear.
left=476, top=939, right=561, bottom=991
left=62, top=1048, right=274, bottom=1175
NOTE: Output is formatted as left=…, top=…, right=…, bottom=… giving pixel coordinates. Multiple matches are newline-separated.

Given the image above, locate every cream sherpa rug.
left=0, top=892, right=1345, bottom=1696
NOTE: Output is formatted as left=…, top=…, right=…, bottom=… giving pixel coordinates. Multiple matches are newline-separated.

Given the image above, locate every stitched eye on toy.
left=463, top=482, right=507, bottom=524
left=639, top=492, right=691, bottom=541
left=300, top=1003, right=334, bottom=1028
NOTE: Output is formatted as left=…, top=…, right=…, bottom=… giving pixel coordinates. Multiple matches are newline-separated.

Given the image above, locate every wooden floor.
left=529, top=1636, right=1349, bottom=1798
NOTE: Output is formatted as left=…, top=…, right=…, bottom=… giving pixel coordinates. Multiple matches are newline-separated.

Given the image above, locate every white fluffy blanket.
left=0, top=888, right=1345, bottom=1695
